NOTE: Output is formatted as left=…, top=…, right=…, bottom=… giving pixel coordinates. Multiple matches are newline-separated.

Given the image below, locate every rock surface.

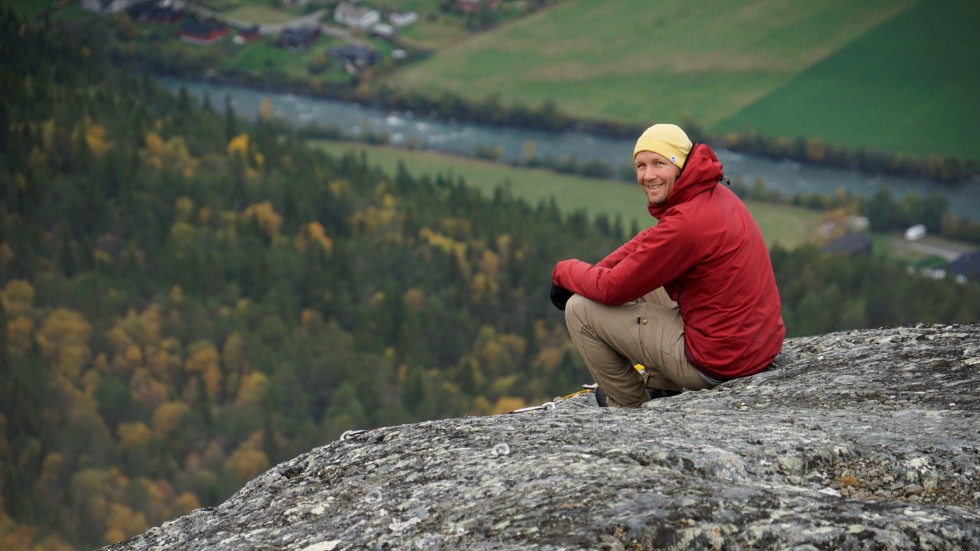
left=104, top=324, right=979, bottom=550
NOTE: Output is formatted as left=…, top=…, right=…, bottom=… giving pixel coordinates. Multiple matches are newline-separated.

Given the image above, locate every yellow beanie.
left=633, top=124, right=693, bottom=168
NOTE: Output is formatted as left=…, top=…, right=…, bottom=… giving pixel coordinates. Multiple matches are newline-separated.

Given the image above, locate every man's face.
left=634, top=151, right=681, bottom=205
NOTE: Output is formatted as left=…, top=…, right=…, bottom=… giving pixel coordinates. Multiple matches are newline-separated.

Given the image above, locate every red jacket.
left=552, top=143, right=785, bottom=380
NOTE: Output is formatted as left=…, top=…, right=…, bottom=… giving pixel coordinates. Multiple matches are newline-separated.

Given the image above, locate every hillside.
left=32, top=0, right=979, bottom=172
left=715, top=0, right=980, bottom=163
left=384, top=0, right=979, bottom=163
left=102, top=324, right=980, bottom=550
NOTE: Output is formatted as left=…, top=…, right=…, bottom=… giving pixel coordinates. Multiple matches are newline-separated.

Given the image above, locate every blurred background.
left=1, top=1, right=978, bottom=548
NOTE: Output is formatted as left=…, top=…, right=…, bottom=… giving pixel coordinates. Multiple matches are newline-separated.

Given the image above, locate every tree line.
left=1, top=9, right=978, bottom=550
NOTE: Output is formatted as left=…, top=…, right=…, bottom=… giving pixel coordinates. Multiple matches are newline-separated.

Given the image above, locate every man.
left=551, top=123, right=784, bottom=408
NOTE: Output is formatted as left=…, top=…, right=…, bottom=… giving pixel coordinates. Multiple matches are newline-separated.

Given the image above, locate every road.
left=889, top=236, right=976, bottom=262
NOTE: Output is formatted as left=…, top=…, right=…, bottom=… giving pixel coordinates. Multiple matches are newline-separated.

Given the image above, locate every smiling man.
left=550, top=124, right=785, bottom=408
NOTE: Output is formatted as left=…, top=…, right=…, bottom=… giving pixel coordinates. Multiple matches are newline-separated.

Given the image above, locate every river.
left=159, top=77, right=980, bottom=221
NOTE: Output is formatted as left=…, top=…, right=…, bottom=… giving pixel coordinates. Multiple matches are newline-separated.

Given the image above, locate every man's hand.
left=550, top=283, right=574, bottom=311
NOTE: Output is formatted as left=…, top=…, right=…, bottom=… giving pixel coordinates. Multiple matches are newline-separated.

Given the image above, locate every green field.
left=386, top=0, right=916, bottom=125
left=384, top=0, right=978, bottom=163
left=716, top=0, right=980, bottom=162
left=313, top=140, right=823, bottom=249
left=222, top=5, right=296, bottom=24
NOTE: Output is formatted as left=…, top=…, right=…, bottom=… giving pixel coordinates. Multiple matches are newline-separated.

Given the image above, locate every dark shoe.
left=595, top=387, right=609, bottom=407
left=647, top=388, right=682, bottom=400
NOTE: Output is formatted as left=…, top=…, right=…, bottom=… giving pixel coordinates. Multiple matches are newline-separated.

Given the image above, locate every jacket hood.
left=648, top=143, right=724, bottom=219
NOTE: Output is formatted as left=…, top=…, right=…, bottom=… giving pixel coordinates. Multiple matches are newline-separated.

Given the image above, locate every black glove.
left=550, top=283, right=574, bottom=311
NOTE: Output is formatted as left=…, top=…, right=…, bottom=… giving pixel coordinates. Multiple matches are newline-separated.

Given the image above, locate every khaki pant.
left=564, top=288, right=714, bottom=408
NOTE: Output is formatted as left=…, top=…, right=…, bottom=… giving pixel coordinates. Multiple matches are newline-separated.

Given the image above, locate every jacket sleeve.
left=595, top=237, right=638, bottom=269
left=553, top=212, right=702, bottom=305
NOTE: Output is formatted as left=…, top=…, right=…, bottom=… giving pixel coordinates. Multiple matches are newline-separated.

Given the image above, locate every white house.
left=904, top=224, right=927, bottom=242
left=334, top=2, right=380, bottom=30
left=82, top=0, right=134, bottom=14
left=389, top=11, right=418, bottom=27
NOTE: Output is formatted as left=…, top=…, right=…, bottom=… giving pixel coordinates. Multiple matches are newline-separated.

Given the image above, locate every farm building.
left=822, top=232, right=873, bottom=258
left=329, top=44, right=381, bottom=70
left=334, top=2, right=381, bottom=29
left=178, top=20, right=229, bottom=46
left=948, top=251, right=980, bottom=283
left=277, top=26, right=321, bottom=49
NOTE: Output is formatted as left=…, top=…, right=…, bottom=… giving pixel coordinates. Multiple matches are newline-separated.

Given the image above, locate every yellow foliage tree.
left=116, top=422, right=153, bottom=452
left=35, top=452, right=68, bottom=506
left=241, top=201, right=282, bottom=240
left=531, top=346, right=564, bottom=376
left=81, top=122, right=113, bottom=158
left=102, top=503, right=147, bottom=545
left=0, top=515, right=36, bottom=551
left=130, top=368, right=168, bottom=410
left=259, top=98, right=273, bottom=122
left=152, top=402, right=190, bottom=438
left=403, top=288, right=425, bottom=313
left=294, top=221, right=333, bottom=254
left=224, top=433, right=270, bottom=483
left=184, top=340, right=218, bottom=373
left=1, top=279, right=34, bottom=316
left=492, top=396, right=527, bottom=414
left=36, top=308, right=92, bottom=383
left=226, top=132, right=250, bottom=158
left=142, top=131, right=197, bottom=176
left=184, top=340, right=222, bottom=402
left=147, top=336, right=181, bottom=382
left=5, top=315, right=33, bottom=358
left=172, top=491, right=201, bottom=518
left=235, top=371, right=269, bottom=408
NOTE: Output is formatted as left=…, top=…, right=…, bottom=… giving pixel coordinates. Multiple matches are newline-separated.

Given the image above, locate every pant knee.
left=565, top=293, right=588, bottom=310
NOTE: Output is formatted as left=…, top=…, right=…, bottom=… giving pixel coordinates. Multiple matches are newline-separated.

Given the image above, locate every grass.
left=384, top=0, right=918, bottom=126
left=222, top=6, right=297, bottom=25
left=2, top=0, right=55, bottom=19
left=312, top=140, right=823, bottom=250
left=381, top=0, right=979, bottom=163
left=220, top=39, right=339, bottom=78
left=716, top=0, right=980, bottom=162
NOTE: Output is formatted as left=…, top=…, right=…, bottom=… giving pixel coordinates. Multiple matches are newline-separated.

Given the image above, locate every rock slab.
left=104, top=324, right=980, bottom=550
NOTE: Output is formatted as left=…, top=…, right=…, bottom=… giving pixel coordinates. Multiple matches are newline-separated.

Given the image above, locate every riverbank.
left=160, top=76, right=980, bottom=225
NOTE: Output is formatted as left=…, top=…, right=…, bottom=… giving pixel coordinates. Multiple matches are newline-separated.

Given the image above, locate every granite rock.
left=103, top=324, right=980, bottom=550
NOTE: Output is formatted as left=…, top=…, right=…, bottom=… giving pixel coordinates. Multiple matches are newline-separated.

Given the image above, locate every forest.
left=1, top=9, right=978, bottom=550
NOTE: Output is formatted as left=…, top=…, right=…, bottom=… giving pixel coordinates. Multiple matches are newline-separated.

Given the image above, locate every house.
left=370, top=23, right=395, bottom=38
left=83, top=0, right=135, bottom=15
left=822, top=232, right=873, bottom=258
left=947, top=251, right=980, bottom=283
left=334, top=2, right=381, bottom=30
left=178, top=20, right=229, bottom=46
left=234, top=25, right=261, bottom=45
left=904, top=224, right=927, bottom=242
left=328, top=43, right=381, bottom=70
left=127, top=1, right=185, bottom=24
left=277, top=25, right=321, bottom=49
left=389, top=11, right=417, bottom=27
left=456, top=0, right=500, bottom=13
